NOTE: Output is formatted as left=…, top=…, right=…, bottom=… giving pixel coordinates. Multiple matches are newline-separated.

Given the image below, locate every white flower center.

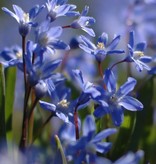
left=23, top=13, right=30, bottom=23
left=133, top=51, right=144, bottom=60
left=54, top=5, right=60, bottom=12
left=57, top=99, right=70, bottom=108
left=38, top=32, right=49, bottom=47
left=110, top=94, right=118, bottom=104
left=97, top=42, right=105, bottom=50
left=85, top=142, right=96, bottom=154
left=16, top=51, right=22, bottom=59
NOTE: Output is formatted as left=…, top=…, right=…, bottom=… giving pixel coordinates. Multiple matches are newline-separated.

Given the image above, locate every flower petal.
left=104, top=68, right=116, bottom=93
left=93, top=106, right=109, bottom=118
left=118, top=96, right=143, bottom=111
left=95, top=142, right=112, bottom=153
left=92, top=128, right=117, bottom=143
left=116, top=77, right=136, bottom=98
left=39, top=100, right=56, bottom=112
left=111, top=107, right=124, bottom=126
left=2, top=7, right=19, bottom=22
left=82, top=115, right=95, bottom=136
left=129, top=31, right=135, bottom=48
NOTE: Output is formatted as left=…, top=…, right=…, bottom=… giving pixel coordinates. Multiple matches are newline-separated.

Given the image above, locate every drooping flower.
left=70, top=6, right=96, bottom=37
left=35, top=20, right=70, bottom=54
left=2, top=4, right=44, bottom=36
left=124, top=31, right=152, bottom=71
left=46, top=0, right=80, bottom=22
left=59, top=115, right=117, bottom=164
left=79, top=33, right=124, bottom=63
left=94, top=68, right=143, bottom=126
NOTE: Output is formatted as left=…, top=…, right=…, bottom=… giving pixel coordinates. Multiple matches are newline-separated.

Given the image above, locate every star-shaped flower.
left=59, top=115, right=117, bottom=164
left=35, top=20, right=70, bottom=54
left=39, top=79, right=76, bottom=123
left=79, top=33, right=124, bottom=62
left=94, top=68, right=143, bottom=126
left=70, top=6, right=96, bottom=37
left=46, top=0, right=80, bottom=22
left=2, top=4, right=44, bottom=36
left=125, top=31, right=152, bottom=72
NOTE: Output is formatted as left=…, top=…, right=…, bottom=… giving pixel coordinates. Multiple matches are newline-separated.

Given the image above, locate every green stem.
left=110, top=59, right=126, bottom=70
left=0, top=64, right=7, bottom=149
left=28, top=97, right=39, bottom=121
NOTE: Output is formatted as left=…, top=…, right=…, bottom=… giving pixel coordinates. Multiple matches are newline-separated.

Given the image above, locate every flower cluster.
left=0, top=0, right=156, bottom=164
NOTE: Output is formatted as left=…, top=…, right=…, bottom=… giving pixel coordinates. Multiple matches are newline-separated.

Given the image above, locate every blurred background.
left=0, top=0, right=156, bottom=163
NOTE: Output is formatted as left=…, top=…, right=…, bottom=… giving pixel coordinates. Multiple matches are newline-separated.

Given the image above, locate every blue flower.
left=2, top=4, right=44, bottom=36
left=59, top=115, right=117, bottom=164
left=114, top=150, right=144, bottom=164
left=0, top=45, right=22, bottom=68
left=39, top=79, right=76, bottom=123
left=94, top=68, right=143, bottom=126
left=72, top=69, right=105, bottom=109
left=70, top=6, right=96, bottom=37
left=148, top=67, right=156, bottom=74
left=46, top=0, right=80, bottom=22
left=24, top=41, right=62, bottom=86
left=79, top=33, right=124, bottom=62
left=125, top=31, right=152, bottom=72
left=35, top=20, right=70, bottom=54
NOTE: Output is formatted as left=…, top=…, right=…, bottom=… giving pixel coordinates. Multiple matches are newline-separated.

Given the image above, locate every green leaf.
left=5, top=67, right=16, bottom=141
left=0, top=64, right=6, bottom=147
left=128, top=77, right=155, bottom=163
left=110, top=111, right=136, bottom=160
left=54, top=135, right=67, bottom=164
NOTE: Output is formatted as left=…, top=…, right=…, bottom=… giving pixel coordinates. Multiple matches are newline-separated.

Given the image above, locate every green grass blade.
left=54, top=135, right=67, bottom=164
left=0, top=64, right=6, bottom=147
left=128, top=77, right=154, bottom=163
left=110, top=111, right=136, bottom=160
left=5, top=67, right=16, bottom=141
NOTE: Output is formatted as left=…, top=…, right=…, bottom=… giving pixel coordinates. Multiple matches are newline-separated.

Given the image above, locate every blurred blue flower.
left=46, top=0, right=80, bottom=22
left=35, top=20, right=70, bottom=54
left=2, top=4, right=44, bottom=36
left=114, top=150, right=144, bottom=164
left=59, top=115, right=117, bottom=164
left=125, top=31, right=152, bottom=71
left=94, top=68, right=143, bottom=126
left=24, top=41, right=62, bottom=86
left=79, top=33, right=124, bottom=63
left=70, top=6, right=96, bottom=37
left=91, top=150, right=144, bottom=164
left=148, top=67, right=156, bottom=74
left=0, top=45, right=22, bottom=68
left=63, top=51, right=97, bottom=81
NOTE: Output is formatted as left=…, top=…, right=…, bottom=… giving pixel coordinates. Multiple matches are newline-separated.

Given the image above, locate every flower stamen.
left=97, top=42, right=105, bottom=50
left=23, top=13, right=30, bottom=23
left=57, top=99, right=70, bottom=108
left=133, top=51, right=144, bottom=59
